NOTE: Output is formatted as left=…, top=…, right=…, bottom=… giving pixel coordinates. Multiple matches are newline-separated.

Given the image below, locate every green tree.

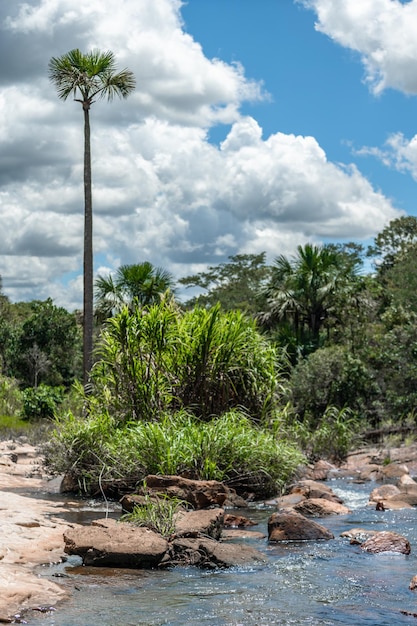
left=179, top=253, right=270, bottom=313
left=13, top=299, right=82, bottom=387
left=48, top=49, right=135, bottom=385
left=95, top=262, right=175, bottom=321
left=367, top=215, right=417, bottom=275
left=259, top=243, right=362, bottom=353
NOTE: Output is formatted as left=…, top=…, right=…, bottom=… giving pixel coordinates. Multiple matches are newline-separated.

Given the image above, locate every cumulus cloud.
left=0, top=0, right=403, bottom=308
left=300, top=0, right=417, bottom=95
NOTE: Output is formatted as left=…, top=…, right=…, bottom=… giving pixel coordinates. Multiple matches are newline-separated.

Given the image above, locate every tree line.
left=1, top=215, right=417, bottom=432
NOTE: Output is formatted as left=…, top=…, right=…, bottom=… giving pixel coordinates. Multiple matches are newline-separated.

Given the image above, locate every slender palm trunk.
left=83, top=105, right=93, bottom=386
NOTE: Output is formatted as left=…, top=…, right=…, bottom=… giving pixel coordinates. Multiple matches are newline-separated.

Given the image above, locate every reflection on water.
left=28, top=478, right=417, bottom=626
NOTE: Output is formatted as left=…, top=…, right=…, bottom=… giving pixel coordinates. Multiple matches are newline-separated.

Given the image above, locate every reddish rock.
left=287, top=480, right=343, bottom=504
left=409, top=575, right=417, bottom=590
left=63, top=518, right=169, bottom=567
left=302, top=460, right=337, bottom=481
left=369, top=484, right=401, bottom=502
left=223, top=514, right=257, bottom=528
left=380, top=464, right=409, bottom=480
left=268, top=509, right=334, bottom=542
left=174, top=508, right=224, bottom=539
left=123, top=475, right=233, bottom=510
left=360, top=531, right=411, bottom=555
left=294, top=498, right=350, bottom=517
left=165, top=536, right=266, bottom=568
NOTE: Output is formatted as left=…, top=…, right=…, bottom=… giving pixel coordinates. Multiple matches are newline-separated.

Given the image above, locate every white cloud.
left=300, top=0, right=417, bottom=95
left=0, top=0, right=403, bottom=308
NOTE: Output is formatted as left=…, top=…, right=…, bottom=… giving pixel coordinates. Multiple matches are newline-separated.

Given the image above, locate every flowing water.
left=26, top=479, right=417, bottom=625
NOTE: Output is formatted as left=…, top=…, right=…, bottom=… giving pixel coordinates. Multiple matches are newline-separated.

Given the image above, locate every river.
left=28, top=478, right=417, bottom=626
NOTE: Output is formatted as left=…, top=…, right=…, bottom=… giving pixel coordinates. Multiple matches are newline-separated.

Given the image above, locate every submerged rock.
left=360, top=531, right=411, bottom=555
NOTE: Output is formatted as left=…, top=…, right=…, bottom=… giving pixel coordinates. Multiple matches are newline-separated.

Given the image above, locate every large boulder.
left=63, top=518, right=169, bottom=567
left=121, top=475, right=238, bottom=510
left=286, top=480, right=343, bottom=504
left=361, top=531, right=411, bottom=555
left=268, top=509, right=334, bottom=542
left=294, top=498, right=350, bottom=517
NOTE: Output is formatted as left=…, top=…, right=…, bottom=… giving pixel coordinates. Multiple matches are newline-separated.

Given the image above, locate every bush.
left=44, top=409, right=305, bottom=498
left=0, top=375, right=22, bottom=417
left=92, top=302, right=285, bottom=423
left=21, top=384, right=64, bottom=421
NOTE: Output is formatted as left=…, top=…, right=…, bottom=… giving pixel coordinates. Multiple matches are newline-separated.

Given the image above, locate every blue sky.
left=183, top=0, right=417, bottom=216
left=0, top=0, right=416, bottom=309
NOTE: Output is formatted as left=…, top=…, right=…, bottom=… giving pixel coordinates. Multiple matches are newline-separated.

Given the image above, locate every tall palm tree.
left=48, top=49, right=135, bottom=385
left=95, top=261, right=176, bottom=321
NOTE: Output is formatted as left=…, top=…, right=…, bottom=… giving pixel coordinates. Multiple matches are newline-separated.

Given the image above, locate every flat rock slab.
left=166, top=536, right=266, bottom=568
left=294, top=498, right=350, bottom=517
left=64, top=518, right=168, bottom=567
left=174, top=508, right=224, bottom=540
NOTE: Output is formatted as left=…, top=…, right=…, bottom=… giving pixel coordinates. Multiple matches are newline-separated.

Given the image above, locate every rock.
left=360, top=531, right=411, bottom=555
left=223, top=514, right=257, bottom=528
left=409, top=575, right=417, bottom=590
left=122, top=475, right=232, bottom=510
left=271, top=493, right=305, bottom=508
left=374, top=499, right=413, bottom=510
left=165, top=536, right=266, bottom=568
left=268, top=509, right=334, bottom=542
left=63, top=518, right=169, bottom=567
left=174, top=508, right=224, bottom=540
left=222, top=529, right=266, bottom=540
left=369, top=484, right=401, bottom=502
left=380, top=464, right=409, bottom=480
left=287, top=480, right=343, bottom=504
left=302, top=460, right=337, bottom=481
left=386, top=492, right=417, bottom=506
left=340, top=528, right=378, bottom=544
left=398, top=479, right=417, bottom=496
left=293, top=498, right=350, bottom=517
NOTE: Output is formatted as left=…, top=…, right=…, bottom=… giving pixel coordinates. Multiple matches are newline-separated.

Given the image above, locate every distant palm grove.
left=1, top=215, right=417, bottom=496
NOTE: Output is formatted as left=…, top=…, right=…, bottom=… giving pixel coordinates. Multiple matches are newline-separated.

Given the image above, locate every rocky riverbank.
left=3, top=439, right=417, bottom=621
left=0, top=441, right=76, bottom=621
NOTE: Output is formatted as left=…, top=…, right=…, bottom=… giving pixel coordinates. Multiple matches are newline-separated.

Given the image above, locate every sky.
left=1, top=0, right=417, bottom=310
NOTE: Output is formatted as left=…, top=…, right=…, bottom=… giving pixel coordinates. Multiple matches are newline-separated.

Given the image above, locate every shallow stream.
left=26, top=479, right=417, bottom=625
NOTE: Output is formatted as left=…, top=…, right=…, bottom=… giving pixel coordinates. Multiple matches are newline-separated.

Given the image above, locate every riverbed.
left=27, top=478, right=417, bottom=626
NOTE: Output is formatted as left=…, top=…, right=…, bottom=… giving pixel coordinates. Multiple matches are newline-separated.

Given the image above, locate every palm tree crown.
left=95, top=262, right=176, bottom=321
left=48, top=49, right=136, bottom=109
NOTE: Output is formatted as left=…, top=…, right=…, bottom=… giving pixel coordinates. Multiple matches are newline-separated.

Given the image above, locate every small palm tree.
left=95, top=262, right=176, bottom=321
left=48, top=49, right=135, bottom=385
left=260, top=243, right=361, bottom=352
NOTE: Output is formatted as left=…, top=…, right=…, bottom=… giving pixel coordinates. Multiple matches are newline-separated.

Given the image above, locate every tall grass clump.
left=45, top=409, right=305, bottom=497
left=91, top=302, right=284, bottom=423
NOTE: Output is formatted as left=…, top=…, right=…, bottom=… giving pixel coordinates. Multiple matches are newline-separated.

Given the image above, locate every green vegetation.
left=3, top=217, right=417, bottom=497
left=121, top=487, right=187, bottom=537
left=44, top=410, right=304, bottom=497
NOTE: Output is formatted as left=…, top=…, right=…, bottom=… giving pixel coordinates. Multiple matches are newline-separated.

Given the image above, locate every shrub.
left=0, top=375, right=22, bottom=417
left=121, top=487, right=187, bottom=537
left=92, top=302, right=285, bottom=423
left=44, top=409, right=305, bottom=497
left=21, top=384, right=64, bottom=421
